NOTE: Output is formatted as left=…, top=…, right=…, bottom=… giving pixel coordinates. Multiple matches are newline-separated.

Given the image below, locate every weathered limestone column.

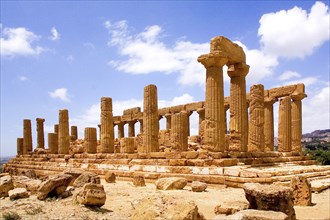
left=100, top=97, right=114, bottom=153
left=128, top=120, right=136, bottom=137
left=278, top=96, right=292, bottom=152
left=17, top=138, right=23, bottom=155
left=23, top=119, right=32, bottom=154
left=142, top=84, right=159, bottom=152
left=138, top=119, right=143, bottom=133
left=184, top=110, right=192, bottom=137
left=165, top=113, right=172, bottom=130
left=48, top=133, right=58, bottom=154
left=291, top=94, right=306, bottom=152
left=54, top=124, right=59, bottom=133
left=227, top=63, right=249, bottom=151
left=36, top=118, right=45, bottom=149
left=264, top=96, right=277, bottom=151
left=117, top=122, right=125, bottom=138
left=170, top=112, right=188, bottom=151
left=84, top=127, right=97, bottom=153
left=58, top=109, right=70, bottom=154
left=196, top=108, right=205, bottom=136
left=120, top=137, right=135, bottom=153
left=248, top=84, right=265, bottom=152
left=198, top=53, right=227, bottom=152
left=71, top=126, right=78, bottom=142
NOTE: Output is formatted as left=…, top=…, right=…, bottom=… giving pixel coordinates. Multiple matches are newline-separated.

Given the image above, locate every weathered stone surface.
left=71, top=125, right=78, bottom=141
left=48, top=133, right=58, bottom=154
left=311, top=178, right=330, bottom=193
left=22, top=169, right=37, bottom=179
left=8, top=187, right=29, bottom=200
left=191, top=181, right=207, bottom=192
left=264, top=95, right=277, bottom=151
left=132, top=175, right=146, bottom=187
left=0, top=175, right=14, bottom=197
left=104, top=171, right=116, bottom=183
left=290, top=176, right=312, bottom=206
left=171, top=112, right=188, bottom=151
left=210, top=36, right=245, bottom=64
left=120, top=137, right=135, bottom=153
left=221, top=209, right=289, bottom=220
left=36, top=118, right=45, bottom=149
left=75, top=183, right=106, bottom=207
left=23, top=119, right=33, bottom=154
left=37, top=174, right=72, bottom=200
left=73, top=172, right=100, bottom=188
left=58, top=109, right=70, bottom=154
left=243, top=183, right=296, bottom=220
left=131, top=195, right=205, bottom=220
left=291, top=91, right=305, bottom=152
left=155, top=177, right=187, bottom=190
left=84, top=127, right=97, bottom=153
left=278, top=97, right=292, bottom=152
left=63, top=169, right=83, bottom=186
left=17, top=138, right=23, bottom=155
left=100, top=97, right=114, bottom=153
left=214, top=200, right=249, bottom=215
left=12, top=176, right=41, bottom=194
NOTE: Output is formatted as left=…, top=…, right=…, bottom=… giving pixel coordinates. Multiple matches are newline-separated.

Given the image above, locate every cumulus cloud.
left=49, top=88, right=70, bottom=102
left=278, top=71, right=301, bottom=81
left=49, top=27, right=60, bottom=41
left=258, top=1, right=330, bottom=59
left=1, top=27, right=44, bottom=57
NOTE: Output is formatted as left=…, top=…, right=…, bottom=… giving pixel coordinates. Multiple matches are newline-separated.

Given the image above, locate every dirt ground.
left=0, top=179, right=329, bottom=220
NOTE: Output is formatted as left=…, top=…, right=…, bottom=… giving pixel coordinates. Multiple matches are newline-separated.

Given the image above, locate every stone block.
left=150, top=152, right=166, bottom=159
left=214, top=200, right=249, bottom=215
left=184, top=102, right=203, bottom=112
left=191, top=181, right=207, bottom=192
left=290, top=176, right=312, bottom=206
left=224, top=168, right=241, bottom=177
left=75, top=183, right=106, bottom=207
left=155, top=177, right=187, bottom=190
left=185, top=151, right=199, bottom=159
left=165, top=152, right=181, bottom=159
left=169, top=159, right=187, bottom=166
left=0, top=175, right=14, bottom=197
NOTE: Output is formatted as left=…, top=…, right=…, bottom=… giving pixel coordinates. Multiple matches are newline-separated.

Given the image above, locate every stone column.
left=71, top=126, right=78, bottom=142
left=228, top=63, right=249, bottom=152
left=248, top=84, right=265, bottom=152
left=120, top=137, right=135, bottom=153
left=138, top=120, right=143, bottom=133
left=196, top=108, right=205, bottom=136
left=165, top=113, right=172, bottom=130
left=142, top=84, right=159, bottom=152
left=278, top=96, right=292, bottom=152
left=100, top=97, right=114, bottom=153
left=170, top=112, right=188, bottom=151
left=54, top=124, right=59, bottom=133
left=23, top=119, right=32, bottom=154
left=128, top=120, right=136, bottom=137
left=198, top=53, right=227, bottom=152
left=36, top=118, right=45, bottom=149
left=183, top=110, right=192, bottom=137
left=17, top=138, right=23, bottom=155
left=48, top=133, right=58, bottom=154
left=291, top=94, right=305, bottom=152
left=84, top=127, right=97, bottom=153
left=117, top=122, right=125, bottom=138
left=58, top=109, right=70, bottom=154
left=264, top=96, right=277, bottom=151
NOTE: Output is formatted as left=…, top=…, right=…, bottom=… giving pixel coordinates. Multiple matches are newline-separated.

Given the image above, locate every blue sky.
left=1, top=1, right=329, bottom=157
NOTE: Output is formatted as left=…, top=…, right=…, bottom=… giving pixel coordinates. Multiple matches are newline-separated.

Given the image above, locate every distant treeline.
left=303, top=141, right=330, bottom=165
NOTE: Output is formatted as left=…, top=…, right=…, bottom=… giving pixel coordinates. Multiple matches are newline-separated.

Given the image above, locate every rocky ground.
left=0, top=178, right=329, bottom=220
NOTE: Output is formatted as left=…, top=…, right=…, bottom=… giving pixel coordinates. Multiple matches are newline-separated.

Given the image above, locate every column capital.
left=36, top=118, right=45, bottom=122
left=264, top=96, right=278, bottom=105
left=196, top=108, right=205, bottom=114
left=164, top=113, right=172, bottom=118
left=197, top=52, right=228, bottom=68
left=181, top=110, right=193, bottom=116
left=227, top=62, right=249, bottom=78
left=290, top=93, right=307, bottom=101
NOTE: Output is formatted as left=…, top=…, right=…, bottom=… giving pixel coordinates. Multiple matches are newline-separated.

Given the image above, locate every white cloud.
left=49, top=27, right=60, bottom=41
left=49, top=88, right=70, bottom=102
left=1, top=27, right=44, bottom=57
left=18, top=76, right=28, bottom=81
left=278, top=71, right=301, bottom=81
left=281, top=76, right=318, bottom=87
left=258, top=1, right=330, bottom=59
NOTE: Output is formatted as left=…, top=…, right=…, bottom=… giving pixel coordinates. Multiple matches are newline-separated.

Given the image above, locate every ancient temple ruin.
left=4, top=36, right=329, bottom=187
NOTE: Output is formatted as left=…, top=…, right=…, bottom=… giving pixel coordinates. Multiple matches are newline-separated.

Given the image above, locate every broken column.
left=264, top=95, right=277, bottom=151
left=100, top=97, right=114, bottom=153
left=228, top=63, right=249, bottom=152
left=248, top=84, right=265, bottom=152
left=48, top=133, right=58, bottom=154
left=36, top=118, right=45, bottom=149
left=84, top=127, right=97, bottom=154
left=71, top=126, right=78, bottom=142
left=278, top=96, right=292, bottom=152
left=170, top=111, right=188, bottom=151
left=128, top=120, right=136, bottom=137
left=58, top=109, right=70, bottom=154
left=142, top=84, right=159, bottom=152
left=17, top=138, right=23, bottom=155
left=291, top=93, right=306, bottom=152
left=54, top=124, right=59, bottom=133
left=23, top=119, right=32, bottom=154
left=165, top=113, right=172, bottom=130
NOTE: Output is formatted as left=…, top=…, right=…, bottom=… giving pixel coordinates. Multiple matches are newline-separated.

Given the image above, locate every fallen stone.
left=64, top=169, right=83, bottom=186
left=73, top=172, right=100, bottom=188
left=22, top=169, right=37, bottom=179
left=58, top=190, right=72, bottom=199
left=155, top=177, right=187, bottom=190
left=132, top=175, right=146, bottom=187
left=220, top=209, right=289, bottom=220
left=311, top=178, right=330, bottom=193
left=37, top=174, right=72, bottom=200
left=191, top=181, right=207, bottom=192
left=243, top=183, right=296, bottom=220
left=290, top=176, right=312, bottom=206
left=75, top=183, right=106, bottom=207
left=105, top=171, right=116, bottom=183
left=34, top=148, right=47, bottom=154
left=0, top=175, right=14, bottom=197
left=12, top=176, right=42, bottom=194
left=214, top=201, right=249, bottom=215
left=8, top=188, right=29, bottom=200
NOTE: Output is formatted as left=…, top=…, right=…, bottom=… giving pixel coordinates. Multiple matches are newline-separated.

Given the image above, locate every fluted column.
left=142, top=84, right=159, bottom=152
left=58, top=109, right=70, bottom=154
left=48, top=133, right=58, bottom=154
left=278, top=96, right=292, bottom=152
left=17, top=138, right=23, bottom=155
left=248, top=84, right=265, bottom=152
left=117, top=122, right=125, bottom=138
left=264, top=96, right=277, bottom=151
left=165, top=113, right=172, bottom=130
left=291, top=93, right=306, bottom=152
left=171, top=112, right=188, bottom=151
left=227, top=63, right=249, bottom=151
left=138, top=119, right=143, bottom=133
left=196, top=108, right=205, bottom=136
left=71, top=125, right=78, bottom=142
left=36, top=118, right=45, bottom=149
left=23, top=119, right=32, bottom=154
left=84, top=127, right=97, bottom=153
left=100, top=97, right=114, bottom=153
left=128, top=120, right=136, bottom=137
left=198, top=53, right=227, bottom=152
